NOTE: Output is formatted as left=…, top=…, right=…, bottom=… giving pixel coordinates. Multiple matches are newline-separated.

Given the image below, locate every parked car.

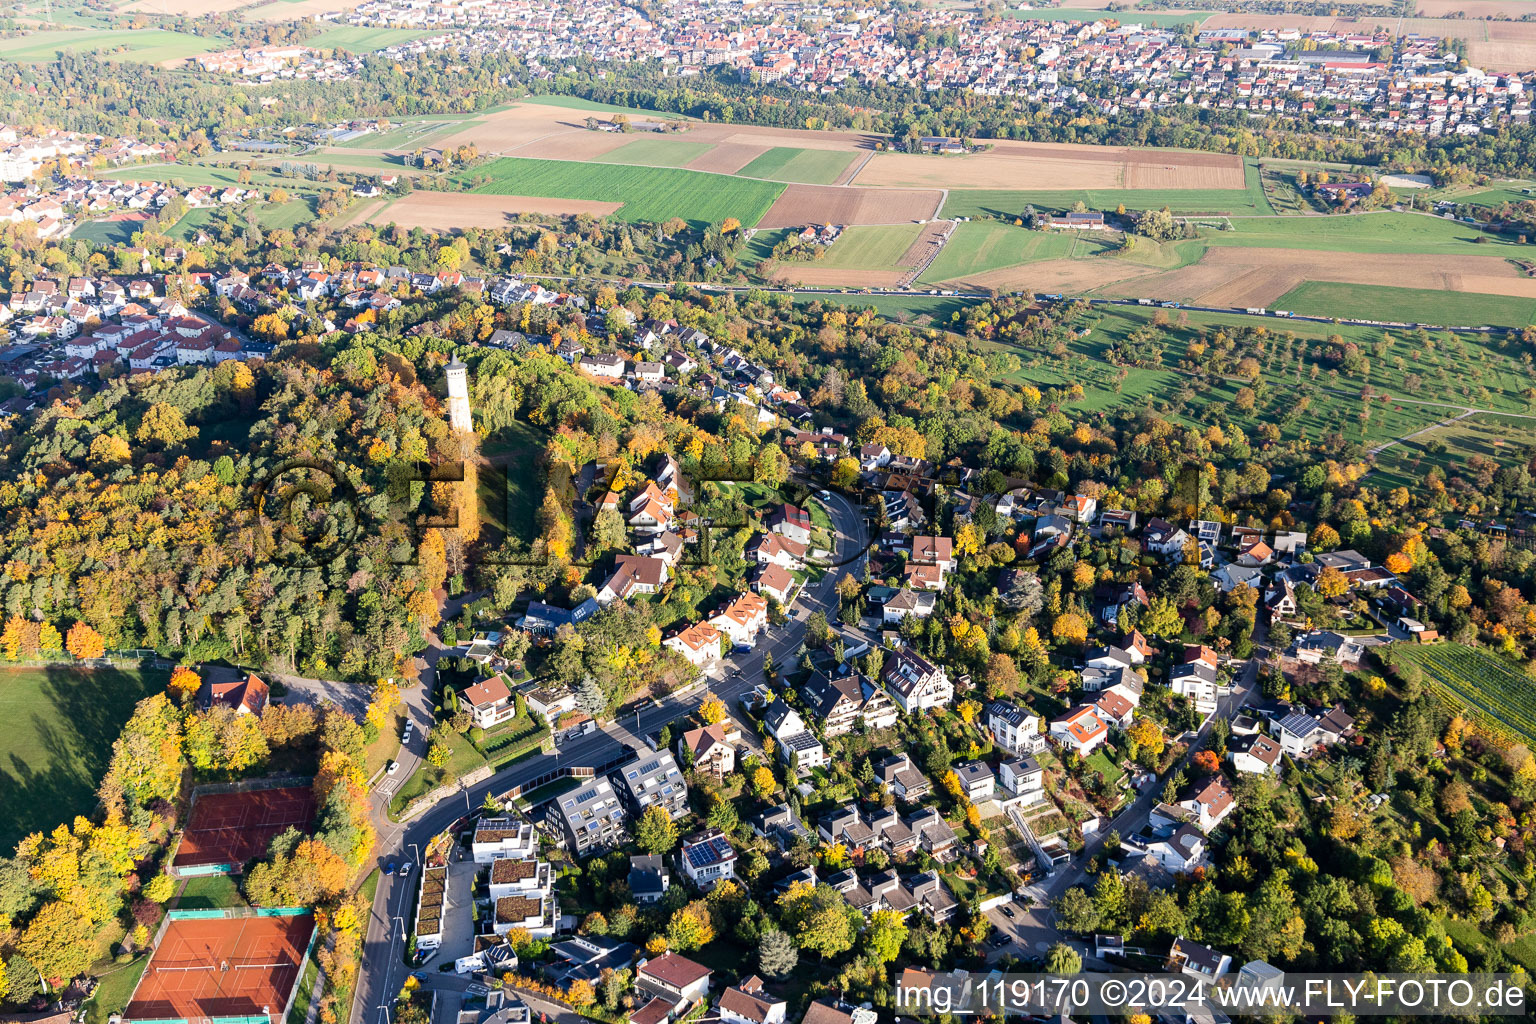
left=384, top=861, right=397, bottom=875
left=386, top=760, right=399, bottom=775
left=398, top=862, right=412, bottom=877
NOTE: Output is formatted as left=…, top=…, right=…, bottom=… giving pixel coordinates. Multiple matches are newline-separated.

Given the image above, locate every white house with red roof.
left=463, top=676, right=516, bottom=729
left=1049, top=704, right=1110, bottom=756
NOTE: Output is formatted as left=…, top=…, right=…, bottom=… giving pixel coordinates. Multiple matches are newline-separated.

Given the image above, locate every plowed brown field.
left=755, top=185, right=943, bottom=228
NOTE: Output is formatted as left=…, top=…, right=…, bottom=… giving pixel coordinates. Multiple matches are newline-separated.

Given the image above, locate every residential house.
left=709, top=593, right=769, bottom=647
left=665, top=623, right=724, bottom=672
left=1050, top=704, right=1110, bottom=757
left=747, top=532, right=807, bottom=570
left=203, top=673, right=269, bottom=715
left=881, top=648, right=952, bottom=713
left=617, top=751, right=688, bottom=820
left=753, top=565, right=794, bottom=606
left=751, top=804, right=813, bottom=852
left=763, top=699, right=826, bottom=770
left=765, top=504, right=812, bottom=546
left=678, top=723, right=737, bottom=777
left=636, top=952, right=713, bottom=1008
left=489, top=858, right=556, bottom=937
left=472, top=819, right=538, bottom=863
left=463, top=676, right=517, bottom=729
left=556, top=778, right=628, bottom=855
left=953, top=760, right=996, bottom=802
left=1093, top=690, right=1135, bottom=730
left=1178, top=777, right=1235, bottom=831
left=999, top=756, right=1046, bottom=806
left=1228, top=734, right=1283, bottom=775
left=1143, top=518, right=1191, bottom=559
left=1168, top=937, right=1232, bottom=980
left=1127, top=823, right=1207, bottom=873
left=718, top=977, right=785, bottom=1024
left=1169, top=660, right=1221, bottom=715
left=803, top=673, right=897, bottom=736
left=987, top=701, right=1046, bottom=755
left=678, top=828, right=737, bottom=889
left=877, top=752, right=932, bottom=801
left=598, top=554, right=669, bottom=606
left=628, top=854, right=671, bottom=905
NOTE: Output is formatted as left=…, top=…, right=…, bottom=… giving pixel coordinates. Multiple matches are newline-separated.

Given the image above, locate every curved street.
left=350, top=489, right=868, bottom=1023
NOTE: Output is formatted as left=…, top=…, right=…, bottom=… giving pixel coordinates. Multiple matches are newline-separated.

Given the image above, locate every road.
left=986, top=626, right=1267, bottom=963
left=350, top=490, right=868, bottom=1024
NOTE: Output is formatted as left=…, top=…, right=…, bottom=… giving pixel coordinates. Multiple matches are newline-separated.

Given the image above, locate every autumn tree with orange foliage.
left=167, top=666, right=201, bottom=704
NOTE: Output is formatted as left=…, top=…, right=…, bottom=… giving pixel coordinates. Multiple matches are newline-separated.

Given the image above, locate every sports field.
left=918, top=221, right=1079, bottom=284
left=73, top=214, right=154, bottom=247
left=0, top=665, right=168, bottom=854
left=0, top=28, right=221, bottom=62
left=596, top=138, right=715, bottom=168
left=1273, top=281, right=1536, bottom=327
left=126, top=912, right=314, bottom=1023
left=304, top=26, right=435, bottom=51
left=736, top=147, right=857, bottom=184
left=468, top=158, right=784, bottom=228
left=173, top=786, right=316, bottom=870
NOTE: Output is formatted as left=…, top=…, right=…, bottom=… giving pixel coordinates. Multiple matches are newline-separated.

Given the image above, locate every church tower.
left=446, top=357, right=473, bottom=433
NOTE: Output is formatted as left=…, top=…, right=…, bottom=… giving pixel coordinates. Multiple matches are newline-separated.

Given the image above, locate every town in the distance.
left=0, top=1, right=1535, bottom=1024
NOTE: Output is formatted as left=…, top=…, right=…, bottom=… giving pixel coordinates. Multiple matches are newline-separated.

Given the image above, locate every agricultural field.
left=918, top=221, right=1079, bottom=284
left=468, top=158, right=784, bottom=228
left=303, top=26, right=435, bottom=51
left=0, top=27, right=222, bottom=62
left=520, top=95, right=691, bottom=120
left=1273, top=281, right=1536, bottom=328
left=939, top=158, right=1272, bottom=217
left=596, top=137, right=715, bottom=168
left=0, top=665, right=169, bottom=853
left=1390, top=643, right=1536, bottom=745
left=735, top=147, right=857, bottom=185
left=1447, top=183, right=1536, bottom=207
left=817, top=224, right=924, bottom=270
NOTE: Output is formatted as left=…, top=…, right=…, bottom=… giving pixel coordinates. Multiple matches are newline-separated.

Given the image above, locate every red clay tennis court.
left=173, top=787, right=317, bottom=870
left=125, top=912, right=315, bottom=1024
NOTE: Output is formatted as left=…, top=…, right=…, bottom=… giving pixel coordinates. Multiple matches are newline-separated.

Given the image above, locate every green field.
left=743, top=227, right=793, bottom=264
left=1274, top=281, right=1536, bottom=328
left=1006, top=6, right=1208, bottom=26
left=467, top=158, right=784, bottom=228
left=0, top=28, right=221, bottom=62
left=918, top=221, right=1079, bottom=283
left=0, top=665, right=168, bottom=853
left=175, top=873, right=247, bottom=910
left=72, top=217, right=150, bottom=247
left=171, top=198, right=317, bottom=242
left=304, top=26, right=435, bottom=51
left=1454, top=183, right=1536, bottom=207
left=941, top=159, right=1273, bottom=218
left=1206, top=210, right=1530, bottom=257
left=1391, top=643, right=1536, bottom=745
left=736, top=147, right=857, bottom=185
left=818, top=224, right=922, bottom=270
left=596, top=137, right=714, bottom=168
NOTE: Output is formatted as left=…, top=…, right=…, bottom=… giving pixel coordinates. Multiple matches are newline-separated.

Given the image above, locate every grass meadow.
left=736, top=148, right=857, bottom=184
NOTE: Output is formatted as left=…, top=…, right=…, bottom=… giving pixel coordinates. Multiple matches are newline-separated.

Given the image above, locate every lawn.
left=796, top=292, right=981, bottom=322
left=1206, top=210, right=1531, bottom=257
left=1372, top=412, right=1536, bottom=491
left=917, top=221, right=1079, bottom=283
left=482, top=416, right=549, bottom=545
left=941, top=159, right=1273, bottom=218
left=1273, top=281, right=1536, bottom=328
left=83, top=954, right=149, bottom=1024
left=286, top=956, right=321, bottom=1024
left=72, top=217, right=150, bottom=247
left=1006, top=7, right=1208, bottom=26
left=304, top=26, right=436, bottom=51
left=1445, top=182, right=1536, bottom=207
left=596, top=138, right=715, bottom=168
left=742, top=227, right=793, bottom=264
left=817, top=224, right=923, bottom=270
left=736, top=147, right=857, bottom=185
left=175, top=873, right=247, bottom=910
left=1390, top=643, right=1536, bottom=745
left=170, top=198, right=317, bottom=242
left=467, top=158, right=784, bottom=228
left=0, top=28, right=221, bottom=62
left=0, top=665, right=168, bottom=853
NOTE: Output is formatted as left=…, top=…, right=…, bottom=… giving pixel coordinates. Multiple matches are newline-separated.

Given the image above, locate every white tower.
left=446, top=357, right=473, bottom=434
